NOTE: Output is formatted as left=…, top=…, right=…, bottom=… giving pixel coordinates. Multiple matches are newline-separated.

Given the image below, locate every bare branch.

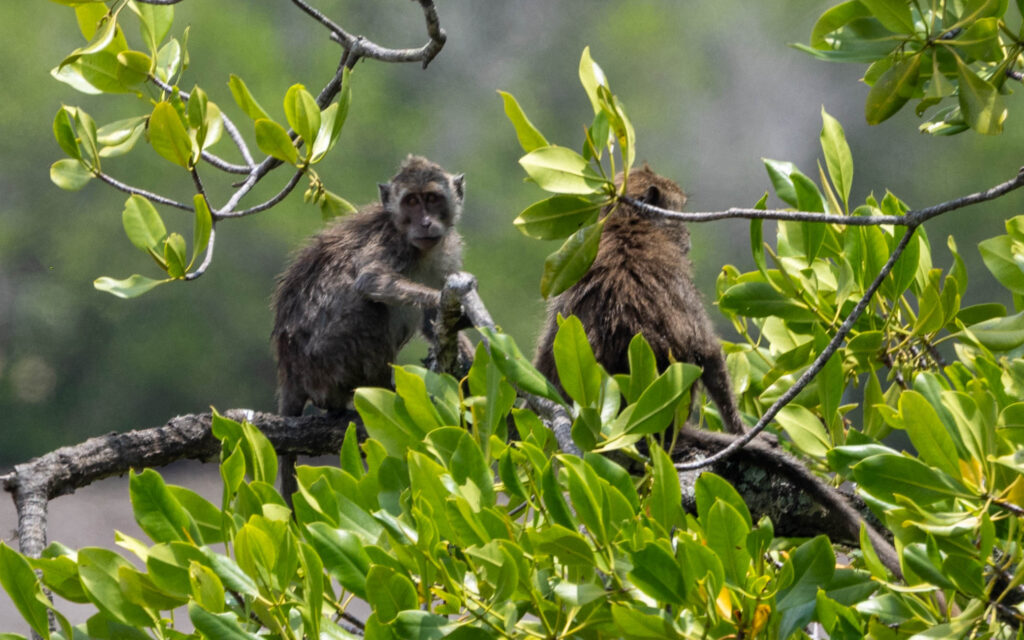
left=217, top=169, right=306, bottom=219
left=184, top=224, right=216, bottom=281
left=676, top=225, right=920, bottom=471
left=625, top=165, right=1024, bottom=228
left=96, top=172, right=193, bottom=211
left=292, top=0, right=447, bottom=69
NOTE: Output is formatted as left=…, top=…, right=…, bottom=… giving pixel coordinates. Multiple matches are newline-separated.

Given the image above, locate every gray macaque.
left=533, top=165, right=746, bottom=435
left=272, top=155, right=465, bottom=497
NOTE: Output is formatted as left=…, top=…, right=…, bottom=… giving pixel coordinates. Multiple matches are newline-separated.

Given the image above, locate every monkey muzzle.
left=410, top=234, right=443, bottom=251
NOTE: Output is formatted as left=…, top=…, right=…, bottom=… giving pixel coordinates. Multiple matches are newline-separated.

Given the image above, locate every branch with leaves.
left=47, top=0, right=446, bottom=297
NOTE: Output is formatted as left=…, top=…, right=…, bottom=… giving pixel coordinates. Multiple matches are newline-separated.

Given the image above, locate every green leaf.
left=852, top=454, right=971, bottom=504
left=810, top=1, right=873, bottom=47
left=284, top=84, right=321, bottom=151
left=149, top=101, right=194, bottom=168
left=553, top=315, right=602, bottom=406
left=498, top=90, right=549, bottom=152
left=188, top=603, right=260, bottom=640
left=305, top=523, right=370, bottom=598
left=130, top=469, right=199, bottom=543
left=366, top=565, right=417, bottom=623
left=554, top=581, right=606, bottom=606
left=719, top=281, right=817, bottom=321
left=189, top=563, right=225, bottom=612
left=393, top=611, right=454, bottom=640
left=899, top=391, right=961, bottom=479
left=820, top=107, right=853, bottom=209
left=228, top=74, right=271, bottom=122
left=353, top=388, right=419, bottom=457
left=97, top=115, right=147, bottom=157
left=540, top=219, right=604, bottom=299
left=860, top=0, right=915, bottom=33
left=519, top=145, right=607, bottom=195
left=50, top=158, right=94, bottom=191
left=164, top=233, right=187, bottom=278
left=624, top=363, right=701, bottom=436
left=777, top=536, right=835, bottom=640
left=967, top=311, right=1024, bottom=351
left=578, top=46, right=607, bottom=114
left=763, top=158, right=799, bottom=207
left=776, top=405, right=831, bottom=458
left=192, top=194, right=213, bottom=267
left=648, top=445, right=684, bottom=530
left=135, top=1, right=173, bottom=55
left=94, top=274, right=169, bottom=298
left=53, top=107, right=81, bottom=159
left=956, top=55, right=1007, bottom=134
left=254, top=118, right=299, bottom=164
left=705, top=501, right=752, bottom=586
left=0, top=544, right=51, bottom=638
left=979, top=235, right=1024, bottom=294
left=122, top=194, right=166, bottom=251
left=479, top=328, right=563, bottom=402
left=694, top=472, right=753, bottom=530
left=865, top=54, right=921, bottom=125
left=628, top=544, right=686, bottom=605
left=531, top=524, right=594, bottom=568
left=514, top=194, right=605, bottom=240
left=311, top=71, right=352, bottom=163
left=61, top=0, right=128, bottom=67
left=78, top=548, right=152, bottom=627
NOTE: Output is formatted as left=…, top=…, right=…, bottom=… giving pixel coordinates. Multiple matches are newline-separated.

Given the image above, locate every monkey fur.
left=533, top=165, right=746, bottom=435
left=272, top=155, right=464, bottom=497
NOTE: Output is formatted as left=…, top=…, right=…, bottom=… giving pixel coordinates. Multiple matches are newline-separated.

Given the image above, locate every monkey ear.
left=378, top=183, right=391, bottom=208
left=640, top=185, right=661, bottom=206
left=451, top=174, right=465, bottom=203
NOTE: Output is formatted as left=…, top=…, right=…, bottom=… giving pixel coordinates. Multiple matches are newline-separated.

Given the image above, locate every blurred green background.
left=1, top=1, right=1021, bottom=464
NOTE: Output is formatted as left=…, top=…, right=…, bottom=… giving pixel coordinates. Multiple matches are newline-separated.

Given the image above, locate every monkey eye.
left=402, top=194, right=419, bottom=207
left=423, top=193, right=439, bottom=205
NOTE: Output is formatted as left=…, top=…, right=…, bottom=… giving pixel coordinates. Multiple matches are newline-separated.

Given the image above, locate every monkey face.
left=380, top=157, right=465, bottom=253
left=398, top=187, right=450, bottom=250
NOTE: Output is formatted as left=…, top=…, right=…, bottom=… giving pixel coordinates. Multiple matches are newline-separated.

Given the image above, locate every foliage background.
left=1, top=0, right=1021, bottom=464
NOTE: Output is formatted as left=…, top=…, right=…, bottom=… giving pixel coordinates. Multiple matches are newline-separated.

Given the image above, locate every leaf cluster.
left=801, top=0, right=1023, bottom=134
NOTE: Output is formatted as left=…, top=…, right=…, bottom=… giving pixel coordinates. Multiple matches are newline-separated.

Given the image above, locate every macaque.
left=271, top=155, right=465, bottom=496
left=533, top=165, right=746, bottom=435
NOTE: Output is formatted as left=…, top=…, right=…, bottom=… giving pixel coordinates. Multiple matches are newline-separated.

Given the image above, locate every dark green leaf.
left=628, top=544, right=686, bottom=605
left=129, top=469, right=198, bottom=543
left=860, top=0, right=915, bottom=33
left=304, top=523, right=370, bottom=599
left=553, top=315, right=602, bottom=406
left=479, top=327, right=563, bottom=402
left=777, top=536, right=835, bottom=640
left=865, top=54, right=921, bottom=125
left=719, top=281, right=817, bottom=321
left=78, top=548, right=152, bottom=627
left=649, top=445, right=684, bottom=530
left=188, top=603, right=260, bottom=640
left=899, top=391, right=961, bottom=478
left=852, top=454, right=971, bottom=504
left=624, top=363, right=701, bottom=436
left=956, top=56, right=1007, bottom=134
left=366, top=565, right=417, bottom=623
left=0, top=544, right=51, bottom=638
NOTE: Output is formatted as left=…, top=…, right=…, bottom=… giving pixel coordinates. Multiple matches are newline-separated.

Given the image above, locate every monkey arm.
left=354, top=269, right=442, bottom=308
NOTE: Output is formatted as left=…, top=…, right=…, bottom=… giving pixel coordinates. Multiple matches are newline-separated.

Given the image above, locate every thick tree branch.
left=2, top=410, right=356, bottom=558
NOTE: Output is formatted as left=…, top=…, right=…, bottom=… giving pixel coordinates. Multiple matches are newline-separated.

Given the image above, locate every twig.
left=292, top=0, right=447, bottom=68
left=624, top=165, right=1024, bottom=228
left=675, top=225, right=920, bottom=471
left=217, top=169, right=306, bottom=219
left=96, top=172, right=193, bottom=211
left=184, top=225, right=216, bottom=281
left=133, top=0, right=183, bottom=4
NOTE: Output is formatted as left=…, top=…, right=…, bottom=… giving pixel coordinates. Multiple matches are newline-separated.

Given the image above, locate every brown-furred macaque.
left=533, top=165, right=746, bottom=436
left=271, top=155, right=465, bottom=498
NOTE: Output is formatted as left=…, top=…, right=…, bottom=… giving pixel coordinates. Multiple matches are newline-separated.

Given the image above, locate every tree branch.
left=96, top=172, right=193, bottom=211
left=675, top=225, right=920, bottom=472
